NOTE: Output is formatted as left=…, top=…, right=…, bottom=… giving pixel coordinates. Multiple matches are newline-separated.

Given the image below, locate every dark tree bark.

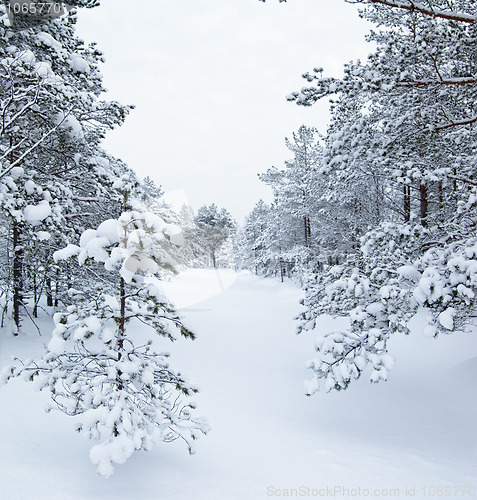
left=12, top=221, right=23, bottom=333
left=420, top=182, right=428, bottom=226
left=403, top=185, right=411, bottom=222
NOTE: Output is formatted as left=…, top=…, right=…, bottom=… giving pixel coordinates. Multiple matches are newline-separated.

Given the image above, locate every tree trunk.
left=420, top=182, right=428, bottom=226
left=12, top=221, right=23, bottom=333
left=113, top=275, right=126, bottom=439
left=54, top=268, right=60, bottom=307
left=114, top=195, right=129, bottom=438
left=10, top=138, right=23, bottom=333
left=403, top=185, right=411, bottom=222
left=33, top=272, right=38, bottom=318
left=117, top=275, right=126, bottom=364
left=303, top=216, right=311, bottom=247
left=438, top=181, right=444, bottom=223
left=46, top=275, right=53, bottom=307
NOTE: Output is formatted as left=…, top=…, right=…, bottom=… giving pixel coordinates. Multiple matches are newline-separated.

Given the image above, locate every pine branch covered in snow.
left=299, top=222, right=424, bottom=393
left=273, top=0, right=477, bottom=394
left=299, top=196, right=477, bottom=393
left=3, top=202, right=209, bottom=476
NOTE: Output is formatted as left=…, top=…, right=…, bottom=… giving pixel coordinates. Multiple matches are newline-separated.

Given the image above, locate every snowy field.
left=0, top=269, right=476, bottom=500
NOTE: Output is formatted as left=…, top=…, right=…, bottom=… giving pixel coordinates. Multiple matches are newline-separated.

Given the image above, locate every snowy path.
left=0, top=269, right=476, bottom=500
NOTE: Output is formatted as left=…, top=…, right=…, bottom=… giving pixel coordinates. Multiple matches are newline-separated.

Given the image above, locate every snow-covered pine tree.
left=140, top=176, right=163, bottom=202
left=257, top=126, right=325, bottom=281
left=236, top=200, right=271, bottom=275
left=195, top=204, right=234, bottom=268
left=0, top=4, right=132, bottom=331
left=275, top=0, right=477, bottom=392
left=177, top=203, right=209, bottom=268
left=2, top=193, right=209, bottom=476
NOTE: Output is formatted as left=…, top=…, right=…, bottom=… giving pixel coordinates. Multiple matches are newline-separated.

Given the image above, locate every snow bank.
left=0, top=270, right=475, bottom=499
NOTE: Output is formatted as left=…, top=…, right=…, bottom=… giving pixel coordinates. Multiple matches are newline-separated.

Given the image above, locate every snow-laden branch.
left=0, top=108, right=73, bottom=180
left=0, top=85, right=41, bottom=137
left=447, top=174, right=477, bottom=187
left=435, top=114, right=477, bottom=131
left=263, top=0, right=476, bottom=23
left=349, top=0, right=477, bottom=23
left=0, top=137, right=29, bottom=163
left=397, top=77, right=477, bottom=87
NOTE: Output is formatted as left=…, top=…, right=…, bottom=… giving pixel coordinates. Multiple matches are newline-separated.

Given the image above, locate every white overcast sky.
left=76, top=0, right=371, bottom=222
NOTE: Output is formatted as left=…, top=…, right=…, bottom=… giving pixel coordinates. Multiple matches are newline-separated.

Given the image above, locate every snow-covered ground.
left=0, top=269, right=476, bottom=500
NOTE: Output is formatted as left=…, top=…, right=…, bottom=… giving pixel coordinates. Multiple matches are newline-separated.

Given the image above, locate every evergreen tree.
left=3, top=197, right=209, bottom=476
left=195, top=204, right=234, bottom=268
left=240, top=126, right=327, bottom=282
left=262, top=0, right=477, bottom=392
left=177, top=204, right=209, bottom=268
left=0, top=3, right=132, bottom=331
left=140, top=176, right=163, bottom=202
left=236, top=200, right=271, bottom=275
